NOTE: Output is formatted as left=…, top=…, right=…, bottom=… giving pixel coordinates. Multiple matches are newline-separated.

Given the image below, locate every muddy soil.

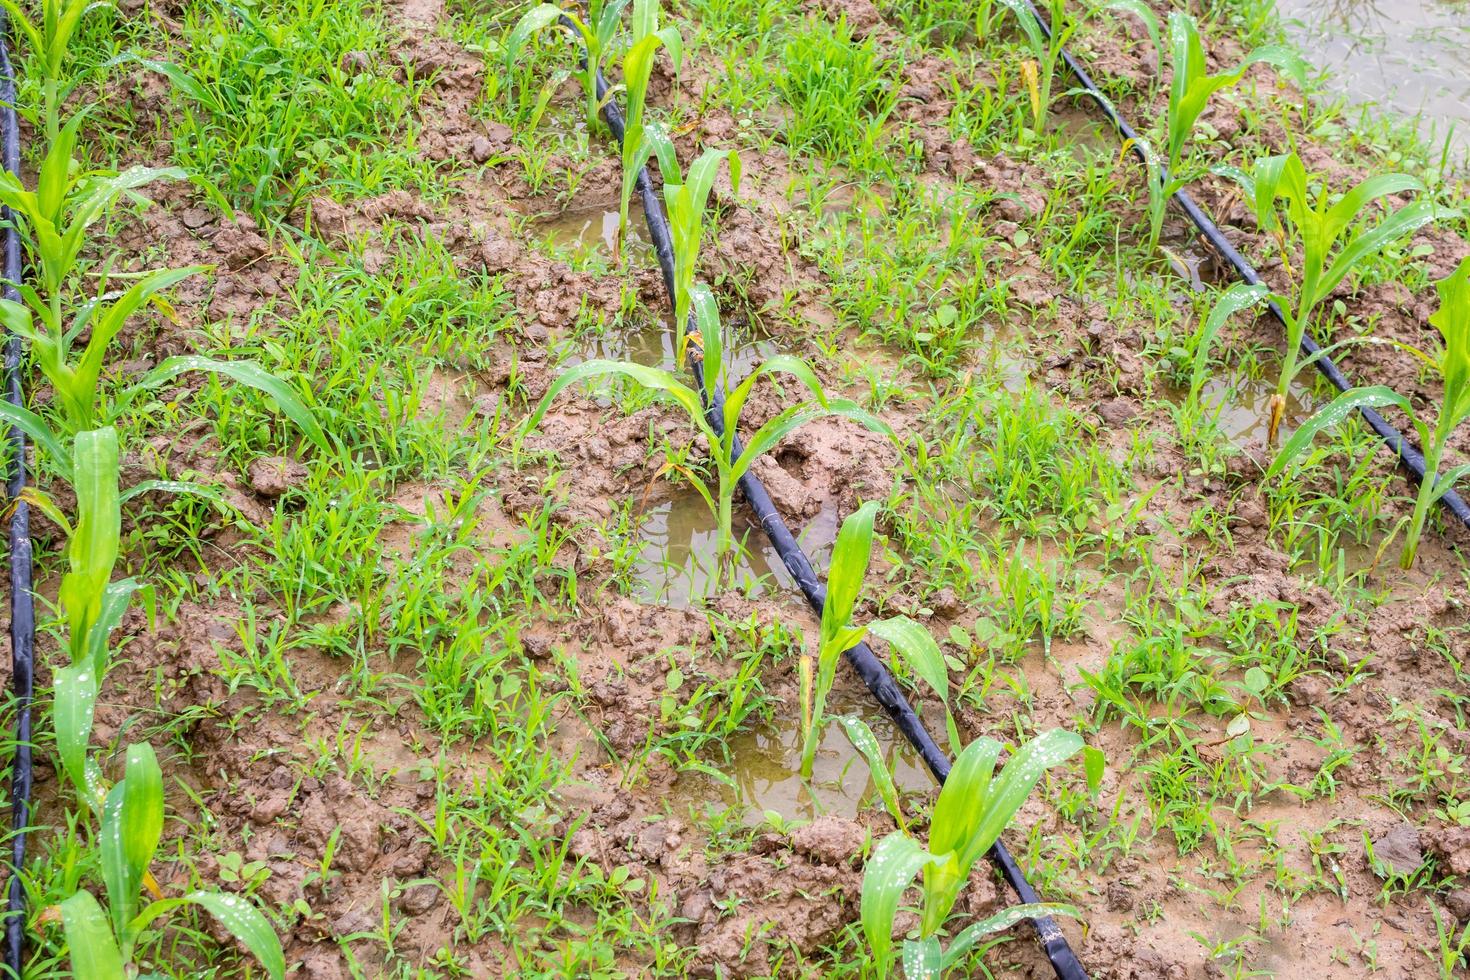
left=7, top=0, right=1470, bottom=978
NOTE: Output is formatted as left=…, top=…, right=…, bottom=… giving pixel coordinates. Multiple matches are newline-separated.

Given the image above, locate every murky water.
left=1275, top=0, right=1470, bottom=157
left=565, top=315, right=777, bottom=383
left=532, top=204, right=655, bottom=264
left=670, top=689, right=933, bottom=824
left=1168, top=370, right=1316, bottom=446
left=633, top=493, right=838, bottom=607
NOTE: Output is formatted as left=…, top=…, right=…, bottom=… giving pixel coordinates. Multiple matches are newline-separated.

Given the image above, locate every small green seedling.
left=1135, top=13, right=1302, bottom=253
left=1269, top=257, right=1470, bottom=568
left=505, top=0, right=627, bottom=134
left=998, top=0, right=1157, bottom=138
left=616, top=0, right=683, bottom=261
left=1219, top=150, right=1441, bottom=443
left=860, top=729, right=1086, bottom=976
left=665, top=149, right=741, bottom=354
left=799, top=501, right=959, bottom=777
left=525, top=289, right=889, bottom=581
left=0, top=0, right=97, bottom=140
left=56, top=743, right=285, bottom=980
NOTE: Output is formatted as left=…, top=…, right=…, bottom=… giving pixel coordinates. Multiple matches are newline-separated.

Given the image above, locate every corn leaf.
left=53, top=663, right=99, bottom=806
left=869, top=616, right=948, bottom=707
left=960, top=729, right=1082, bottom=869
left=59, top=891, right=125, bottom=980
left=120, top=743, right=165, bottom=915
left=1191, top=283, right=1270, bottom=399
left=135, top=355, right=329, bottom=453
left=823, top=500, right=879, bottom=639
left=732, top=398, right=890, bottom=486
left=180, top=892, right=286, bottom=980
left=901, top=936, right=942, bottom=980
left=503, top=3, right=565, bottom=66
left=1315, top=200, right=1442, bottom=307
left=837, top=715, right=906, bottom=829
left=861, top=831, right=934, bottom=967
left=0, top=399, right=69, bottom=479
left=930, top=736, right=1001, bottom=858
left=1266, top=385, right=1417, bottom=479
left=524, top=359, right=704, bottom=436
left=939, top=903, right=1079, bottom=969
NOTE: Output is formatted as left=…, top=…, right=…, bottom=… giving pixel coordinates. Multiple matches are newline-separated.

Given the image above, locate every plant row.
left=0, top=0, right=336, bottom=974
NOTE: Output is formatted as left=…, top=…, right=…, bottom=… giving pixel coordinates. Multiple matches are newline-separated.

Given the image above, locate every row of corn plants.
left=1039, top=0, right=1466, bottom=568
left=0, top=0, right=330, bottom=973
left=506, top=4, right=1097, bottom=976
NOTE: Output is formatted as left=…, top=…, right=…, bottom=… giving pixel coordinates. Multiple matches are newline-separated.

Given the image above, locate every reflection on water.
left=532, top=204, right=654, bottom=263
left=670, top=691, right=933, bottom=824
left=633, top=494, right=838, bottom=608
left=566, top=315, right=777, bottom=383
left=1276, top=0, right=1470, bottom=155
left=1168, top=371, right=1316, bottom=446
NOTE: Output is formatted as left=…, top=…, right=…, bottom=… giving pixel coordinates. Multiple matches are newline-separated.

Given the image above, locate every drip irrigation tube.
left=0, top=13, right=32, bottom=978
left=1027, top=0, right=1470, bottom=529
left=568, top=50, right=1088, bottom=980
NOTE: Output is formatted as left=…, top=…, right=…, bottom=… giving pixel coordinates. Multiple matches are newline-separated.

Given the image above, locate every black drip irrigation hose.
left=1026, top=0, right=1470, bottom=529
left=574, top=57, right=1088, bottom=980
left=0, top=12, right=31, bottom=978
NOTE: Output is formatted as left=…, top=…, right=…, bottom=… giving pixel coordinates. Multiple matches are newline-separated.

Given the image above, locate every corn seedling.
left=0, top=114, right=326, bottom=458
left=1135, top=13, right=1302, bottom=253
left=30, top=428, right=148, bottom=814
left=615, top=0, right=682, bottom=262
left=799, top=501, right=958, bottom=777
left=1219, top=150, right=1441, bottom=443
left=506, top=0, right=628, bottom=134
left=0, top=0, right=96, bottom=141
left=56, top=742, right=285, bottom=980
left=996, top=0, right=1074, bottom=138
left=665, top=149, right=741, bottom=354
left=526, top=290, right=888, bottom=581
left=859, top=729, right=1086, bottom=976
left=997, top=0, right=1157, bottom=138
left=1268, top=257, right=1470, bottom=568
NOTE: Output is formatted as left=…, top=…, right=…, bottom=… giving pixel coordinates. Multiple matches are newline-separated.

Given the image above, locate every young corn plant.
left=56, top=742, right=285, bottom=979
left=996, top=0, right=1075, bottom=138
left=1135, top=13, right=1302, bottom=253
left=997, top=0, right=1157, bottom=138
left=0, top=114, right=327, bottom=460
left=615, top=0, right=682, bottom=262
left=525, top=287, right=889, bottom=583
left=505, top=0, right=628, bottom=134
left=27, top=428, right=146, bottom=814
left=1219, top=150, right=1441, bottom=444
left=800, top=501, right=958, bottom=778
left=860, top=729, right=1087, bottom=977
left=1268, top=257, right=1470, bottom=568
left=665, top=149, right=740, bottom=355
left=0, top=0, right=96, bottom=141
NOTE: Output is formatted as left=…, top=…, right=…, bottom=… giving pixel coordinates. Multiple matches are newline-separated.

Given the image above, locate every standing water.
left=1274, top=0, right=1470, bottom=158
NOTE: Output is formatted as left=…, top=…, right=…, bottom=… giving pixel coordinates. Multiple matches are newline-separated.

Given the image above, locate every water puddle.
left=633, top=493, right=838, bottom=608
left=670, top=689, right=933, bottom=824
left=1048, top=105, right=1117, bottom=159
left=1276, top=0, right=1470, bottom=157
left=565, top=315, right=777, bottom=383
left=530, top=203, right=654, bottom=264
left=1164, top=371, right=1317, bottom=449
left=1166, top=371, right=1316, bottom=447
